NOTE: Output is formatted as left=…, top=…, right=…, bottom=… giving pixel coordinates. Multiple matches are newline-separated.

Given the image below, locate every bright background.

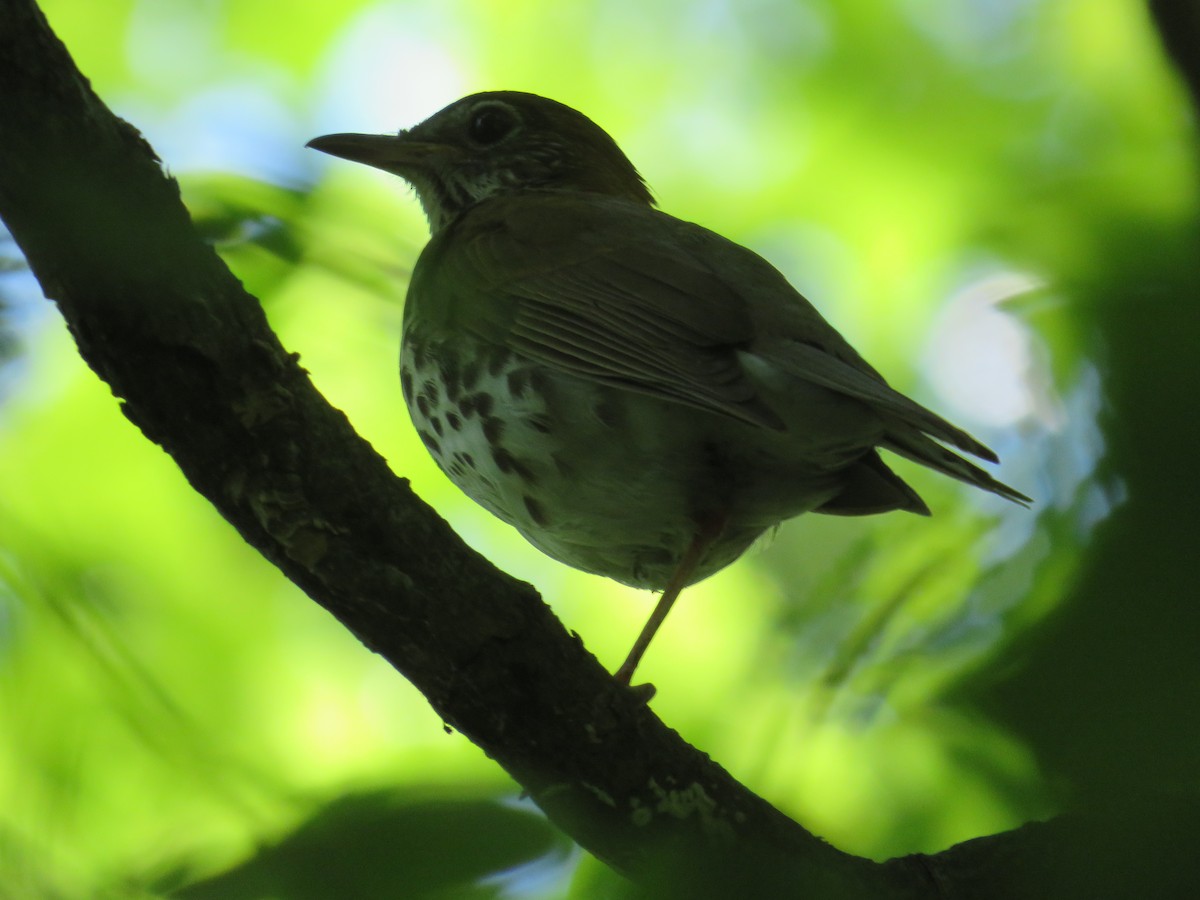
left=1, top=1, right=1195, bottom=897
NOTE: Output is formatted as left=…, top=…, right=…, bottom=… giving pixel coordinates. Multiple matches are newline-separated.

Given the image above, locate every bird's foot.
left=614, top=668, right=656, bottom=703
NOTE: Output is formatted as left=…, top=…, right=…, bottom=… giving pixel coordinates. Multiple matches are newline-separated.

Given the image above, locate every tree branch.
left=4, top=1, right=1190, bottom=897
left=0, top=1, right=885, bottom=895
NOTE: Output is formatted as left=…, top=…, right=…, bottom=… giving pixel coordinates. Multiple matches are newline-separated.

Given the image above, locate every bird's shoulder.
left=407, top=190, right=895, bottom=423
left=436, top=191, right=726, bottom=280
left=450, top=193, right=868, bottom=359
left=412, top=192, right=753, bottom=341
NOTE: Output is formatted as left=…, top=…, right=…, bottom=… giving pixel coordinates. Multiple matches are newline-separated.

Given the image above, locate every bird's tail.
left=881, top=426, right=1032, bottom=506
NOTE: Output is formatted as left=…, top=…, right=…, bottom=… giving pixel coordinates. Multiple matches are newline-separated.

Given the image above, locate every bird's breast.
left=400, top=330, right=870, bottom=589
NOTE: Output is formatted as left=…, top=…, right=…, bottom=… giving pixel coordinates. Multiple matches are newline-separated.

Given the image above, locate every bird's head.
left=307, top=91, right=654, bottom=234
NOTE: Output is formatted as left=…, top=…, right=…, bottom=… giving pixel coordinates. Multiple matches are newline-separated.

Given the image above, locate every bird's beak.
left=305, top=132, right=452, bottom=176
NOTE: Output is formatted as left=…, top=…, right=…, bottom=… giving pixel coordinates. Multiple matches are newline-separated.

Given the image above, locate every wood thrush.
left=308, top=91, right=1029, bottom=686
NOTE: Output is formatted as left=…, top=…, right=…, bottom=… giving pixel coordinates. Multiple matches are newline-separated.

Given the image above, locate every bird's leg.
left=614, top=514, right=727, bottom=686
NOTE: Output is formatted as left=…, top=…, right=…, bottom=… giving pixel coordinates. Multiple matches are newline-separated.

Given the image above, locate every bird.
left=307, top=91, right=1029, bottom=687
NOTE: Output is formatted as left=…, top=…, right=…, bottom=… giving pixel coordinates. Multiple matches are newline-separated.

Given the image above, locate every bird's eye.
left=468, top=105, right=517, bottom=145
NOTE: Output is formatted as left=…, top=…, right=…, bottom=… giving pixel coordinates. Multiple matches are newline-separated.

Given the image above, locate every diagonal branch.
left=0, top=0, right=887, bottom=895
left=9, top=2, right=1183, bottom=897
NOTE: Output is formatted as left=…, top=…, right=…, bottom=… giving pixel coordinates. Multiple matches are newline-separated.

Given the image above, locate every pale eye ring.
left=468, top=105, right=517, bottom=145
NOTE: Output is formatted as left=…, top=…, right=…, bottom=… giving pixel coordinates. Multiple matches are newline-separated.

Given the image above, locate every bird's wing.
left=436, top=194, right=797, bottom=427
left=761, top=341, right=997, bottom=459
left=435, top=194, right=1025, bottom=502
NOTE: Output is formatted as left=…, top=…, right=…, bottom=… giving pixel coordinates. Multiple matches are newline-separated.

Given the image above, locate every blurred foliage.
left=157, top=791, right=569, bottom=900
left=0, top=0, right=1196, bottom=897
